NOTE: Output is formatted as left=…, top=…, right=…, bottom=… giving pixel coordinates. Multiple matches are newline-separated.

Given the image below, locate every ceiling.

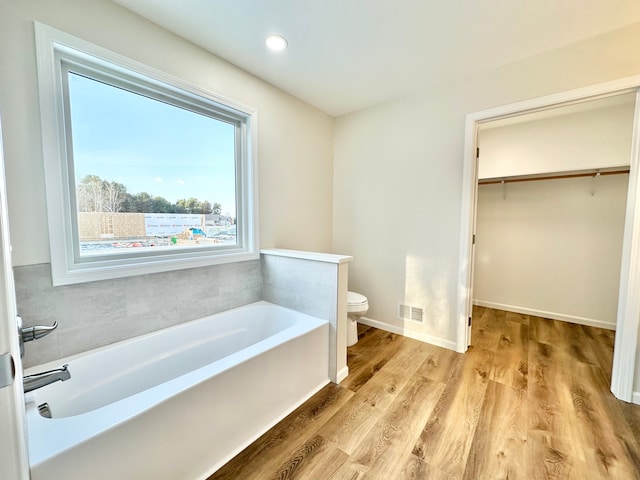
left=112, top=0, right=640, bottom=117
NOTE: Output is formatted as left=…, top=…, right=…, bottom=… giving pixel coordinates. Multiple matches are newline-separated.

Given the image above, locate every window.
left=35, top=23, right=258, bottom=285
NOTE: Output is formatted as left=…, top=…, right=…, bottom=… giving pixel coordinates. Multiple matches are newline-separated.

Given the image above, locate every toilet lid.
left=347, top=291, right=368, bottom=305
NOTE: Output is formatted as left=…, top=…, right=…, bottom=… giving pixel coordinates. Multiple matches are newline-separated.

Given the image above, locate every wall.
left=0, top=1, right=334, bottom=365
left=474, top=175, right=628, bottom=328
left=16, top=260, right=262, bottom=368
left=0, top=0, right=334, bottom=266
left=333, top=22, right=640, bottom=373
left=478, top=100, right=635, bottom=179
left=473, top=102, right=633, bottom=329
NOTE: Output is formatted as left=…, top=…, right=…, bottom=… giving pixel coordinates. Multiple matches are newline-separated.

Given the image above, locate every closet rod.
left=478, top=168, right=630, bottom=185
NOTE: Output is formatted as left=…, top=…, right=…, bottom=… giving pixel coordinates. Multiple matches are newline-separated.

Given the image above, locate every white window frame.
left=34, top=23, right=259, bottom=286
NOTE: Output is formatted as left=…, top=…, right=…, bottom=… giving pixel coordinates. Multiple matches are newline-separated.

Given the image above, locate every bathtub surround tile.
left=262, top=250, right=353, bottom=383
left=16, top=260, right=262, bottom=367
left=262, top=287, right=336, bottom=322
left=262, top=255, right=337, bottom=319
left=61, top=285, right=128, bottom=330
left=218, top=261, right=263, bottom=311
left=17, top=251, right=346, bottom=375
left=56, top=324, right=116, bottom=360
left=15, top=264, right=127, bottom=328
left=263, top=256, right=335, bottom=302
left=13, top=265, right=86, bottom=328
left=20, top=331, right=60, bottom=369
left=123, top=266, right=224, bottom=325
left=56, top=314, right=163, bottom=359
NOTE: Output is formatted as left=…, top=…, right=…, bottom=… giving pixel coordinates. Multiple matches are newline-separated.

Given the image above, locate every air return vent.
left=398, top=303, right=425, bottom=324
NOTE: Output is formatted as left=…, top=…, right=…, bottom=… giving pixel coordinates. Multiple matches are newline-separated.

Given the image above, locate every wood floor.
left=208, top=307, right=640, bottom=479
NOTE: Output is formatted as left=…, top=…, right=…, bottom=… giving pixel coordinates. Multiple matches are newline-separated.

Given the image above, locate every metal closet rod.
left=478, top=167, right=630, bottom=185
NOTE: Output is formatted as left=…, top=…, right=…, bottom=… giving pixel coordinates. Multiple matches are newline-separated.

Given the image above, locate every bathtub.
left=24, top=301, right=330, bottom=480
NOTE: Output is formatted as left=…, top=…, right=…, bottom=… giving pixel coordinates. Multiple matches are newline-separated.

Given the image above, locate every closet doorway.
left=457, top=77, right=640, bottom=403
left=474, top=94, right=634, bottom=331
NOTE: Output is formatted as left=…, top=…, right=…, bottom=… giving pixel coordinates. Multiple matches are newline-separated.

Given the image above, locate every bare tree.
left=77, top=175, right=104, bottom=212
left=102, top=180, right=126, bottom=212
left=76, top=175, right=126, bottom=212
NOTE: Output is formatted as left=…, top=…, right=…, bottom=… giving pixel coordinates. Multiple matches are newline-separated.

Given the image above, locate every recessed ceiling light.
left=266, top=34, right=288, bottom=51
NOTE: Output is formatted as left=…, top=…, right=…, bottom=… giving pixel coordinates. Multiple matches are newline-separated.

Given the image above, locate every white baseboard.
left=632, top=391, right=640, bottom=405
left=358, top=317, right=458, bottom=351
left=473, top=300, right=616, bottom=331
left=335, top=366, right=349, bottom=384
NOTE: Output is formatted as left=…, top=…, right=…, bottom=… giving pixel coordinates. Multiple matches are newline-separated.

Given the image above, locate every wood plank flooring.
left=208, top=307, right=640, bottom=479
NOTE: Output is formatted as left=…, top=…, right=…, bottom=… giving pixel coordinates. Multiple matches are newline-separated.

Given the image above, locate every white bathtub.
left=24, top=301, right=330, bottom=480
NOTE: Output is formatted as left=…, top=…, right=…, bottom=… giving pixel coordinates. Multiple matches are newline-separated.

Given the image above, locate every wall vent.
left=398, top=302, right=425, bottom=324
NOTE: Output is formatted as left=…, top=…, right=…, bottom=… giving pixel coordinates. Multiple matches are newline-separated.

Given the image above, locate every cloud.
left=155, top=177, right=163, bottom=182
left=177, top=179, right=185, bottom=185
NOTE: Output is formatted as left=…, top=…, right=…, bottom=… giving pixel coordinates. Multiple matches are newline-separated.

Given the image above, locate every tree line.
left=77, top=174, right=222, bottom=215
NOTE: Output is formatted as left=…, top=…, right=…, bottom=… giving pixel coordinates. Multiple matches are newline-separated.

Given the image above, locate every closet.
left=473, top=93, right=636, bottom=329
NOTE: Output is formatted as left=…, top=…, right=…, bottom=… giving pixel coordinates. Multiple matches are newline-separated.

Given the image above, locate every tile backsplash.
left=262, top=253, right=337, bottom=321
left=15, top=260, right=262, bottom=368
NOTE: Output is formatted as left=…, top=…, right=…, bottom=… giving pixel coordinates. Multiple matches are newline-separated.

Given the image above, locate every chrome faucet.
left=23, top=364, right=71, bottom=393
left=17, top=316, right=58, bottom=358
left=21, top=321, right=58, bottom=343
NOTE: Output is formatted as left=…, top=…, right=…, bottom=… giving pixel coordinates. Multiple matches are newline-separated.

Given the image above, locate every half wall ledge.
left=260, top=249, right=353, bottom=383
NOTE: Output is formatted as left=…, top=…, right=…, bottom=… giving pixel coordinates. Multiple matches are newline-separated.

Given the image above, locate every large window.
left=35, top=24, right=258, bottom=285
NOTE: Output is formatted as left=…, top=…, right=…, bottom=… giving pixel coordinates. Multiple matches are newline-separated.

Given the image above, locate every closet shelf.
left=478, top=166, right=630, bottom=185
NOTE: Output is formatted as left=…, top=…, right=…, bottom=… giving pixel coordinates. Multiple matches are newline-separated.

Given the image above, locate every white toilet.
left=347, top=291, right=369, bottom=347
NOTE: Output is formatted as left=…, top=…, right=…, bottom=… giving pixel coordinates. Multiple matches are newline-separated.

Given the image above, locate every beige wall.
left=478, top=100, right=635, bottom=179
left=0, top=0, right=334, bottom=266
left=474, top=175, right=628, bottom=328
left=333, top=22, right=640, bottom=353
left=473, top=102, right=633, bottom=329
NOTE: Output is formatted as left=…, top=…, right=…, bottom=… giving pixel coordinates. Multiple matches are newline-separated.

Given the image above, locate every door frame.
left=457, top=75, right=640, bottom=403
left=0, top=116, right=30, bottom=478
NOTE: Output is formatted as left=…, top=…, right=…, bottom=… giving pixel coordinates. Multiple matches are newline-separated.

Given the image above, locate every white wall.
left=333, top=93, right=464, bottom=344
left=0, top=0, right=334, bottom=267
left=474, top=175, right=628, bottom=328
left=473, top=102, right=634, bottom=329
left=333, top=21, right=640, bottom=373
left=478, top=100, right=635, bottom=179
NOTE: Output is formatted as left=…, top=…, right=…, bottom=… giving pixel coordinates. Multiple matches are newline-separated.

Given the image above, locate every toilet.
left=347, top=291, right=369, bottom=347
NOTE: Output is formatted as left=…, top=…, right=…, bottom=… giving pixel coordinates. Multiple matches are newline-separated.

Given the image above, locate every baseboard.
left=358, top=317, right=458, bottom=351
left=335, top=366, right=349, bottom=384
left=473, top=300, right=616, bottom=331
left=632, top=391, right=640, bottom=406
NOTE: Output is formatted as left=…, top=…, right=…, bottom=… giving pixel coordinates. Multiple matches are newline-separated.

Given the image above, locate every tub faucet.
left=17, top=317, right=58, bottom=358
left=23, top=364, right=71, bottom=393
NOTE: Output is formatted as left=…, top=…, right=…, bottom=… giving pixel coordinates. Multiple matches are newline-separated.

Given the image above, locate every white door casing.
left=0, top=117, right=31, bottom=479
left=612, top=90, right=640, bottom=403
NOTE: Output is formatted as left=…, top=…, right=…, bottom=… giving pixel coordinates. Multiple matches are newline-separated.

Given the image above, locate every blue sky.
left=67, top=72, right=237, bottom=215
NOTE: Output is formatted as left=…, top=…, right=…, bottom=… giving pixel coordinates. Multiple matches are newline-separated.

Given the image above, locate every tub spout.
left=23, top=364, right=70, bottom=393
